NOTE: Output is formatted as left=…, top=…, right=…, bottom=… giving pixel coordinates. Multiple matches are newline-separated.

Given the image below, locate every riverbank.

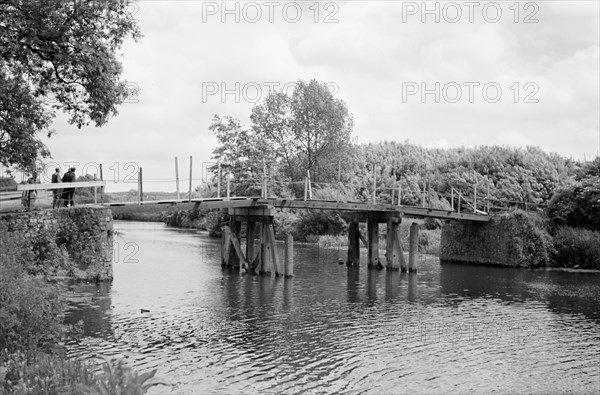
left=0, top=220, right=169, bottom=393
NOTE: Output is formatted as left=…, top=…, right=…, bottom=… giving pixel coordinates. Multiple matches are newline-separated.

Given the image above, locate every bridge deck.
left=101, top=197, right=491, bottom=222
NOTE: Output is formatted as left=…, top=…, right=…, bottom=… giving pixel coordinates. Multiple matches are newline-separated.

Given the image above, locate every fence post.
left=94, top=173, right=98, bottom=204
left=99, top=164, right=104, bottom=204
left=226, top=173, right=230, bottom=200
left=474, top=183, right=477, bottom=213
left=398, top=182, right=402, bottom=206
left=188, top=156, right=193, bottom=202
left=487, top=181, right=490, bottom=213
left=138, top=167, right=143, bottom=205
left=304, top=177, right=308, bottom=201
left=263, top=161, right=267, bottom=199
left=307, top=169, right=312, bottom=200
left=391, top=169, right=396, bottom=205
left=217, top=162, right=221, bottom=198
left=175, top=156, right=180, bottom=200
left=372, top=164, right=377, bottom=204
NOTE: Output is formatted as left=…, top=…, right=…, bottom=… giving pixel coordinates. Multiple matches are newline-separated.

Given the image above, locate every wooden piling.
left=408, top=222, right=419, bottom=272
left=284, top=233, right=294, bottom=277
left=261, top=222, right=272, bottom=274
left=222, top=227, right=231, bottom=266
left=268, top=224, right=280, bottom=277
left=367, top=218, right=380, bottom=267
left=385, top=218, right=400, bottom=270
left=397, top=223, right=407, bottom=272
left=229, top=218, right=241, bottom=267
left=347, top=222, right=360, bottom=265
left=246, top=221, right=256, bottom=266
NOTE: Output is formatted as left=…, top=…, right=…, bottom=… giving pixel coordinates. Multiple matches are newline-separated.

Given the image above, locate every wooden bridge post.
left=408, top=222, right=419, bottom=272
left=229, top=217, right=241, bottom=267
left=385, top=217, right=400, bottom=270
left=474, top=184, right=477, bottom=213
left=367, top=217, right=381, bottom=268
left=347, top=222, right=360, bottom=265
left=451, top=188, right=454, bottom=211
left=246, top=220, right=256, bottom=268
left=284, top=233, right=294, bottom=277
left=260, top=222, right=272, bottom=274
left=398, top=221, right=407, bottom=272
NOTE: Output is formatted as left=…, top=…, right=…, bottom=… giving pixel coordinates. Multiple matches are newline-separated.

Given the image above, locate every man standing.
left=61, top=167, right=76, bottom=207
left=51, top=168, right=62, bottom=208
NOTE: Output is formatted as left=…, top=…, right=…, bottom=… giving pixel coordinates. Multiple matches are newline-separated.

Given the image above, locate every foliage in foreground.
left=0, top=224, right=169, bottom=394
left=3, top=353, right=168, bottom=395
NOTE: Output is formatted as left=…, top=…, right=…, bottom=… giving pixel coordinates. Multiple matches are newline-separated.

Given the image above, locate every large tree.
left=0, top=0, right=141, bottom=171
left=251, top=79, right=353, bottom=183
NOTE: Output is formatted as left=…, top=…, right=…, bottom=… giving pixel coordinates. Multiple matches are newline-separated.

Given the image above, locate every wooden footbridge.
left=6, top=177, right=494, bottom=278
left=106, top=195, right=491, bottom=277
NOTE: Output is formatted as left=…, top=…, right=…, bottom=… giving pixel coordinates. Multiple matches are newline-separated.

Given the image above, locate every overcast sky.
left=28, top=0, right=600, bottom=192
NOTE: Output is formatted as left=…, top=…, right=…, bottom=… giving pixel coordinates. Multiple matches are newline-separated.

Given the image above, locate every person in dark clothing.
left=61, top=168, right=76, bottom=207
left=51, top=168, right=62, bottom=208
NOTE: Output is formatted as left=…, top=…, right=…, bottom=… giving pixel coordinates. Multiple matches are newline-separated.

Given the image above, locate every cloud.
left=29, top=0, right=600, bottom=192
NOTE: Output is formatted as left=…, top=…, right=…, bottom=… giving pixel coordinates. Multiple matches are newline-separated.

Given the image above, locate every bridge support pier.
left=221, top=207, right=293, bottom=277
left=385, top=217, right=406, bottom=271
left=346, top=222, right=360, bottom=265
left=367, top=218, right=381, bottom=269
left=346, top=212, right=404, bottom=270
left=408, top=222, right=419, bottom=272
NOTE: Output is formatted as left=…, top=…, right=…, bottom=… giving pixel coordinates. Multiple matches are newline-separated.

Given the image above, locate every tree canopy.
left=210, top=79, right=354, bottom=197
left=0, top=0, right=141, bottom=171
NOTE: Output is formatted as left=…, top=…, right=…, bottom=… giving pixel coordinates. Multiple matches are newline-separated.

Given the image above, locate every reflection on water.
left=64, top=221, right=600, bottom=394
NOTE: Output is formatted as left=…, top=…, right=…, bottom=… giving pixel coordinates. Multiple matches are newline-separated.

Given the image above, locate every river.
left=64, top=221, right=600, bottom=394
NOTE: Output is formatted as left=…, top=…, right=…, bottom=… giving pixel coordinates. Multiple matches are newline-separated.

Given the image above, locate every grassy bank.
left=0, top=223, right=169, bottom=394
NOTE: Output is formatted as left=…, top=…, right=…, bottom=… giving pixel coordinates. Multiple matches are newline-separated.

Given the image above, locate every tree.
left=251, top=79, right=353, bottom=183
left=209, top=115, right=265, bottom=197
left=0, top=0, right=141, bottom=171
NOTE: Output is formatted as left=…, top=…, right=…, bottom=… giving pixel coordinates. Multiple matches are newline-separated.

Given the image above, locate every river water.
left=64, top=221, right=600, bottom=394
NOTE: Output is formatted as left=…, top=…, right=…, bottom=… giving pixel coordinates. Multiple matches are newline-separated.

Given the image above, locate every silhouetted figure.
left=51, top=168, right=62, bottom=208
left=62, top=168, right=76, bottom=207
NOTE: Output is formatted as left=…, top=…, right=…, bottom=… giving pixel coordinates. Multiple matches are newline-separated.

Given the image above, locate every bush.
left=293, top=209, right=347, bottom=241
left=551, top=227, right=600, bottom=269
left=0, top=225, right=65, bottom=359
left=503, top=210, right=554, bottom=268
left=3, top=353, right=168, bottom=395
